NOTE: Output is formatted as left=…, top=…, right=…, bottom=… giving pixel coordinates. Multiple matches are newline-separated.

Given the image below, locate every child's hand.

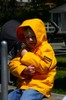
left=21, top=49, right=28, bottom=57
left=22, top=64, right=36, bottom=76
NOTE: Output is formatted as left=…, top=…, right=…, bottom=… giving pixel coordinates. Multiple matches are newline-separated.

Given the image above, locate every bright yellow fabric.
left=9, top=18, right=57, bottom=97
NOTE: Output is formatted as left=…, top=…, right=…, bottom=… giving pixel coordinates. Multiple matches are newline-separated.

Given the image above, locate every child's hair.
left=23, top=26, right=31, bottom=31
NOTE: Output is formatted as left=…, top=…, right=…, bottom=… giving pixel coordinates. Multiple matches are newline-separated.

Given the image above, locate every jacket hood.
left=16, top=18, right=47, bottom=46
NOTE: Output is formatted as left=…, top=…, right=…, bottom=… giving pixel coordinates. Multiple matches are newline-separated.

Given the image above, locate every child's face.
left=23, top=27, right=37, bottom=49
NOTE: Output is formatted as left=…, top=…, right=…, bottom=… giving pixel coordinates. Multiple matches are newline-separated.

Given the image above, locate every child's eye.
left=25, top=37, right=29, bottom=40
left=25, top=36, right=35, bottom=39
left=32, top=36, right=36, bottom=39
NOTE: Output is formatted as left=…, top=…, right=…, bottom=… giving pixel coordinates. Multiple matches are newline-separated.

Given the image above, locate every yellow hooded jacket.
left=9, top=18, right=57, bottom=97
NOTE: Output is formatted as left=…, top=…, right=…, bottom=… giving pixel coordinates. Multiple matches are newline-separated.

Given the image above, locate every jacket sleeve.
left=21, top=51, right=57, bottom=74
left=8, top=57, right=27, bottom=79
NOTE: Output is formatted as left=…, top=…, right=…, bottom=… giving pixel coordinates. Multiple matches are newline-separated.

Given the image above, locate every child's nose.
left=29, top=37, right=33, bottom=41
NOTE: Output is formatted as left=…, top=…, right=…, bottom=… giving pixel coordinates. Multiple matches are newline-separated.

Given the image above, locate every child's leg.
left=8, top=89, right=21, bottom=100
left=20, top=89, right=44, bottom=100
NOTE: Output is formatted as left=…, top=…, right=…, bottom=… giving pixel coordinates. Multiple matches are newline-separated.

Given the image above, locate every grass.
left=52, top=56, right=66, bottom=95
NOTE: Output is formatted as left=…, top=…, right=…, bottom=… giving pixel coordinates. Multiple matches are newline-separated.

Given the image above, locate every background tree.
left=0, top=0, right=66, bottom=25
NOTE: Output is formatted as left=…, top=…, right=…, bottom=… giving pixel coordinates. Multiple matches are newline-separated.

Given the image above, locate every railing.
left=45, top=22, right=55, bottom=33
left=45, top=22, right=61, bottom=33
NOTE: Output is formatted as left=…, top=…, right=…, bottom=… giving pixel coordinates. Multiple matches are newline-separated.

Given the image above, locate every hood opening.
left=16, top=18, right=47, bottom=47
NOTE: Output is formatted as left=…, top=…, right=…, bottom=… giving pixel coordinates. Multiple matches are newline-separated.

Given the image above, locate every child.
left=8, top=18, right=57, bottom=100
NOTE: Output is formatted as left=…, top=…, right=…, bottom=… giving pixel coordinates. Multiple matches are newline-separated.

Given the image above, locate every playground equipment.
left=1, top=41, right=8, bottom=100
